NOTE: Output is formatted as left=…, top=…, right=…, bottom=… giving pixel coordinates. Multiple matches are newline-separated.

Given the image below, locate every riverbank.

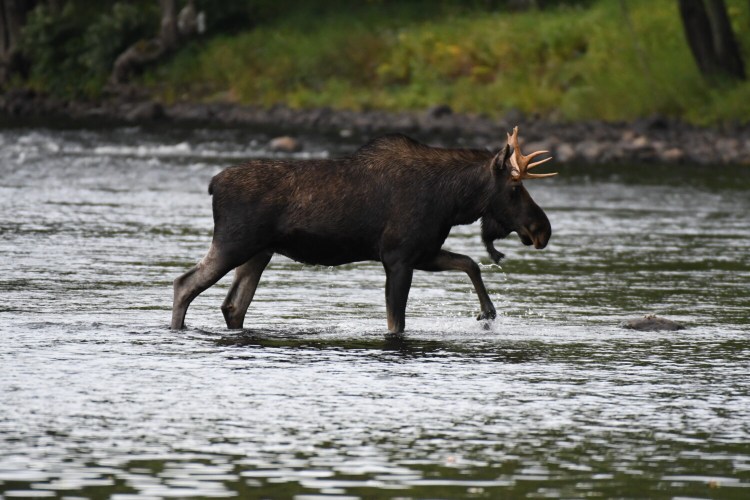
left=2, top=89, right=749, bottom=165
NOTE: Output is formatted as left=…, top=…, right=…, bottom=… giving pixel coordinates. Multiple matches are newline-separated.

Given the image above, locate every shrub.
left=19, top=1, right=156, bottom=97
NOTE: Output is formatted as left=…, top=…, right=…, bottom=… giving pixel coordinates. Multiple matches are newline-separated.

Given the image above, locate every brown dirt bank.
left=2, top=89, right=750, bottom=165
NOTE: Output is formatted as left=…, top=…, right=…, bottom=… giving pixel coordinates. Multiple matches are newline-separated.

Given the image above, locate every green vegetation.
left=18, top=1, right=157, bottom=97
left=140, top=0, right=750, bottom=124
left=145, top=0, right=750, bottom=124
left=8, top=0, right=750, bottom=124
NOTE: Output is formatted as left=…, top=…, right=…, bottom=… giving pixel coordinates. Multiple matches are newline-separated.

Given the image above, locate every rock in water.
left=622, top=315, right=685, bottom=331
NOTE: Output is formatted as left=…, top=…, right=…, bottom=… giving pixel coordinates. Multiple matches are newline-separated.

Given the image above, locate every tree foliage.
left=18, top=2, right=154, bottom=94
left=1, top=0, right=749, bottom=124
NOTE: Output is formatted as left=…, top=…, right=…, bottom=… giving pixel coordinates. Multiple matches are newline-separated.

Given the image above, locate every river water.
left=0, top=126, right=748, bottom=499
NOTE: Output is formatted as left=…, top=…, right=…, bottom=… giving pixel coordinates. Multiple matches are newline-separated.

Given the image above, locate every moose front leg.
left=383, top=263, right=414, bottom=334
left=416, top=250, right=497, bottom=321
left=481, top=215, right=506, bottom=264
left=483, top=240, right=505, bottom=264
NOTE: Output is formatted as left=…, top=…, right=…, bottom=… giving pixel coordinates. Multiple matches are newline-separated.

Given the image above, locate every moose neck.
left=355, top=136, right=496, bottom=227
left=434, top=150, right=495, bottom=227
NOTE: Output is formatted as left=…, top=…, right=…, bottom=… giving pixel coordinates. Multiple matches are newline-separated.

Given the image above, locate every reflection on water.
left=0, top=127, right=748, bottom=499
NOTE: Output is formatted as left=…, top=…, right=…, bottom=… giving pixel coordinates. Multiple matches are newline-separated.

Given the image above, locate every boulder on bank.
left=269, top=135, right=301, bottom=152
left=125, top=101, right=164, bottom=122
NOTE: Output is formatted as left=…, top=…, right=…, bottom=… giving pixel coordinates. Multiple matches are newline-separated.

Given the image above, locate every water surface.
left=0, top=127, right=749, bottom=499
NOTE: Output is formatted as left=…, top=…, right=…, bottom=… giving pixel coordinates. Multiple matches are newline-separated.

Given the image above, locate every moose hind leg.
left=171, top=243, right=236, bottom=330
left=221, top=251, right=273, bottom=329
left=416, top=250, right=496, bottom=321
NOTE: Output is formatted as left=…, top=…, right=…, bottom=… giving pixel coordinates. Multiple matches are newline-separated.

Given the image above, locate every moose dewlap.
left=171, top=127, right=556, bottom=334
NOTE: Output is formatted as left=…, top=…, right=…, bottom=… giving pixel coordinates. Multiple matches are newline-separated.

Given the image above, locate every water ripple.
left=0, top=127, right=748, bottom=498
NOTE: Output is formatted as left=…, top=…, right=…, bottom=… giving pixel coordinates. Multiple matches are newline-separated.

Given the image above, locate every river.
left=0, top=126, right=748, bottom=499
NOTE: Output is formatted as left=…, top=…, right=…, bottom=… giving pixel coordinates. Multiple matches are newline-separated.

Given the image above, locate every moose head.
left=482, top=126, right=556, bottom=262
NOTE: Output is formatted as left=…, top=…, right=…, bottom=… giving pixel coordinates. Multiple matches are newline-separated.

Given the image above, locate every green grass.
left=141, top=0, right=750, bottom=125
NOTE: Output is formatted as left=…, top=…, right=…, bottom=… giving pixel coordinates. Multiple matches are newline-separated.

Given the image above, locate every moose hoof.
left=477, top=309, right=497, bottom=321
left=490, top=251, right=505, bottom=264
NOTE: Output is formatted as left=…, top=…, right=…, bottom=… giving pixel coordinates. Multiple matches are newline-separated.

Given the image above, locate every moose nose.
left=533, top=235, right=548, bottom=249
left=528, top=223, right=551, bottom=249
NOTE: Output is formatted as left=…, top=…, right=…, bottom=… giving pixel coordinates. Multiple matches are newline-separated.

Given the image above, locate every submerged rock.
left=622, top=315, right=685, bottom=331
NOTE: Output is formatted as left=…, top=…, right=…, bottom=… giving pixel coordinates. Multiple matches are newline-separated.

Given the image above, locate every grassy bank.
left=139, top=0, right=750, bottom=125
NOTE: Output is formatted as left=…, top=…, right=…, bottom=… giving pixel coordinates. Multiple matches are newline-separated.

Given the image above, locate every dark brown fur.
left=171, top=134, right=552, bottom=333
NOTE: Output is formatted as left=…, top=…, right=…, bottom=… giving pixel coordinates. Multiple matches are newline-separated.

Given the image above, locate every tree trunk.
left=4, top=0, right=27, bottom=50
left=678, top=0, right=721, bottom=77
left=110, top=0, right=180, bottom=85
left=678, top=0, right=745, bottom=80
left=704, top=0, right=745, bottom=79
left=0, top=0, right=33, bottom=83
left=159, top=0, right=178, bottom=50
left=0, top=1, right=9, bottom=56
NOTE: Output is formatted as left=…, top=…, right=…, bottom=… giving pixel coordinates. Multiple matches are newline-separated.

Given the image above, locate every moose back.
left=171, top=127, right=556, bottom=333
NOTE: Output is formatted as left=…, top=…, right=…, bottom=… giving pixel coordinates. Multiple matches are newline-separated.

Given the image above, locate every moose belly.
left=273, top=231, right=378, bottom=266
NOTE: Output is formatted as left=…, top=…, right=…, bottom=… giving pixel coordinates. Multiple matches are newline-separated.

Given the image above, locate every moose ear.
left=492, top=144, right=511, bottom=173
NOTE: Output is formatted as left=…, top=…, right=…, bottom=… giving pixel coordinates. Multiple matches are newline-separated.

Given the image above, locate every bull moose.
left=171, top=127, right=556, bottom=333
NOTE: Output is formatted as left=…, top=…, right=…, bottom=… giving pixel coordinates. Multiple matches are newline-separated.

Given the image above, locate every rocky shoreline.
left=2, top=88, right=750, bottom=164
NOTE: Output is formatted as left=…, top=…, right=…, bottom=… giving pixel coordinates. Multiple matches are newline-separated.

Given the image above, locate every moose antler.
left=506, top=126, right=557, bottom=180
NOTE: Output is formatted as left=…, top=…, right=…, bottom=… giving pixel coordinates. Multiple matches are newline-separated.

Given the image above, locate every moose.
left=171, top=127, right=556, bottom=333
